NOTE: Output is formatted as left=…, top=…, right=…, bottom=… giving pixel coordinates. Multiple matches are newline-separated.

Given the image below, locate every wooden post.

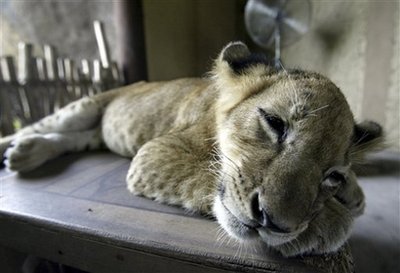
left=0, top=60, right=14, bottom=135
left=17, top=43, right=36, bottom=123
left=0, top=56, right=26, bottom=131
left=114, top=0, right=148, bottom=84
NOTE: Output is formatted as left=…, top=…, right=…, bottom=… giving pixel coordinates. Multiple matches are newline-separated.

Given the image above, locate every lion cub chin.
left=0, top=42, right=383, bottom=257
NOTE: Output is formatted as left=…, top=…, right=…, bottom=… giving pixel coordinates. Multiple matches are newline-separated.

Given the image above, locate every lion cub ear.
left=350, top=121, right=384, bottom=161
left=214, top=41, right=272, bottom=78
left=221, top=42, right=250, bottom=61
left=213, top=42, right=274, bottom=115
left=220, top=42, right=252, bottom=71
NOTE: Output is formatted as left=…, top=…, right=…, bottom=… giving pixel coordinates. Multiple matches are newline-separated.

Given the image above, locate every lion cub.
left=0, top=42, right=382, bottom=257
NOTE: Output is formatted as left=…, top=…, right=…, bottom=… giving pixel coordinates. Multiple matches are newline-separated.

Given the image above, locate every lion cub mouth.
left=213, top=195, right=308, bottom=247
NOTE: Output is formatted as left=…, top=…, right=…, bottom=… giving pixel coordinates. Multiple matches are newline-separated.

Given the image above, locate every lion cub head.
left=212, top=42, right=382, bottom=257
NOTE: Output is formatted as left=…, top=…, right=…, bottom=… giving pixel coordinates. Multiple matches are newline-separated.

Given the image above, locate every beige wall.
left=143, top=0, right=247, bottom=80
left=282, top=0, right=399, bottom=151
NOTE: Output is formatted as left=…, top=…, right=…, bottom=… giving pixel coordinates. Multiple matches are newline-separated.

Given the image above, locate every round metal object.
left=245, top=0, right=312, bottom=49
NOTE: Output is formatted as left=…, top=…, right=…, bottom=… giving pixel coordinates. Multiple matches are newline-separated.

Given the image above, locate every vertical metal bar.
left=81, top=59, right=93, bottom=97
left=0, top=57, right=17, bottom=82
left=111, top=61, right=123, bottom=86
left=36, top=57, right=51, bottom=116
left=56, top=58, right=68, bottom=109
left=44, top=45, right=57, bottom=81
left=94, top=20, right=116, bottom=91
left=43, top=45, right=58, bottom=114
left=63, top=58, right=76, bottom=102
left=81, top=59, right=91, bottom=76
left=17, top=43, right=35, bottom=84
left=93, top=21, right=111, bottom=69
left=72, top=62, right=82, bottom=98
left=92, top=59, right=103, bottom=94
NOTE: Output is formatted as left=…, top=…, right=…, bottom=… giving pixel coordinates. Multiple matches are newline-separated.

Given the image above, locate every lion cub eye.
left=258, top=108, right=286, bottom=143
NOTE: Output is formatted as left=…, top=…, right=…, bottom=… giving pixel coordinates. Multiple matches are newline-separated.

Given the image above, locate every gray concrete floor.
left=350, top=152, right=400, bottom=273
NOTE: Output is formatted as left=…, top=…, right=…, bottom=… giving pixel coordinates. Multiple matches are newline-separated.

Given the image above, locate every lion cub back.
left=101, top=78, right=215, bottom=157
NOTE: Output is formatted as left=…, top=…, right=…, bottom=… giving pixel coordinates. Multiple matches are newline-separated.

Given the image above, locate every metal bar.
left=92, top=59, right=103, bottom=94
left=63, top=58, right=76, bottom=102
left=72, top=61, right=82, bottom=98
left=43, top=45, right=58, bottom=114
left=111, top=61, right=123, bottom=86
left=44, top=45, right=57, bottom=81
left=17, top=43, right=35, bottom=84
left=93, top=21, right=111, bottom=69
left=80, top=59, right=92, bottom=97
left=36, top=57, right=50, bottom=116
left=55, top=58, right=68, bottom=109
left=0, top=56, right=17, bottom=82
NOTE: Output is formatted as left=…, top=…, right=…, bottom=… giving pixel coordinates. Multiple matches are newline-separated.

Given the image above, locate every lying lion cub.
left=0, top=42, right=382, bottom=257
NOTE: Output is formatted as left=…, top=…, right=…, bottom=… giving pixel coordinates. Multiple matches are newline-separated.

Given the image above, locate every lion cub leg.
left=126, top=132, right=217, bottom=215
left=1, top=96, right=105, bottom=170
left=4, top=129, right=102, bottom=172
left=20, top=97, right=101, bottom=135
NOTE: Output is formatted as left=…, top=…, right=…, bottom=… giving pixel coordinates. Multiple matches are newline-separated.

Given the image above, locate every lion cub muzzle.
left=249, top=192, right=293, bottom=234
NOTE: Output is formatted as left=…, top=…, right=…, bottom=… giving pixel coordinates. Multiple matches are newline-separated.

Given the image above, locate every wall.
left=142, top=0, right=247, bottom=80
left=282, top=0, right=399, bottom=151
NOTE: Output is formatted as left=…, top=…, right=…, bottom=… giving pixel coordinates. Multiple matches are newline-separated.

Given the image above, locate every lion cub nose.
left=250, top=192, right=291, bottom=233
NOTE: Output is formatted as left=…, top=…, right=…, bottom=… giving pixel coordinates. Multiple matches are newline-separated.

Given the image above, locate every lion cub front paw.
left=4, top=134, right=59, bottom=172
left=0, top=134, right=16, bottom=163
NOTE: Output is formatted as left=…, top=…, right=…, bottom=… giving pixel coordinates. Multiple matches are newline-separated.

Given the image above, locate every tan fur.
left=0, top=42, right=382, bottom=257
